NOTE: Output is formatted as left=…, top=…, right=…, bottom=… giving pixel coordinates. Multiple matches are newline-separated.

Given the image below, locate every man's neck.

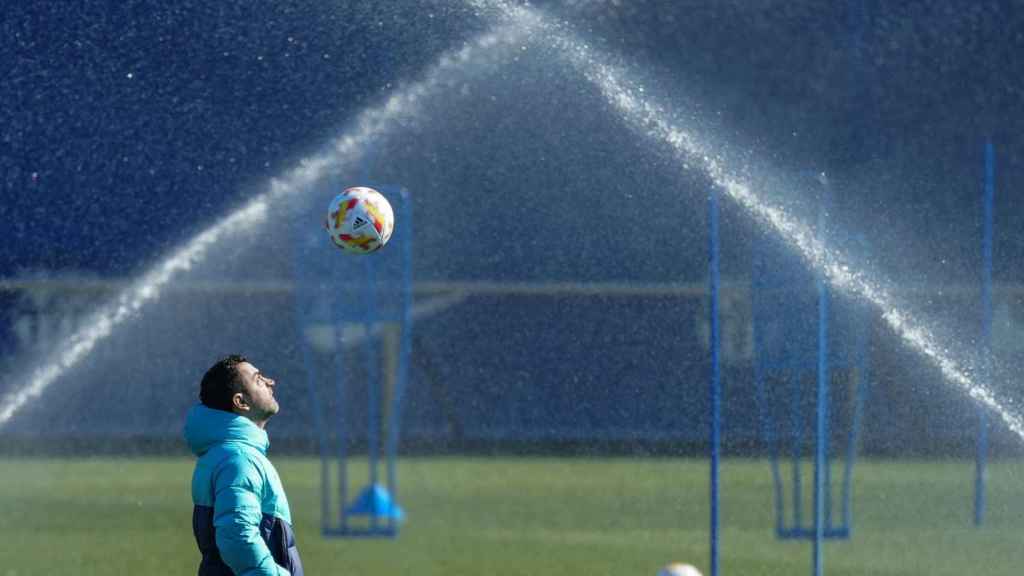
left=234, top=410, right=268, bottom=429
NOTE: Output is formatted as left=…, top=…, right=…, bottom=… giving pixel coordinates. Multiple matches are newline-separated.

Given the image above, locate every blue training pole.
left=813, top=182, right=830, bottom=576
left=709, top=187, right=722, bottom=576
left=293, top=222, right=332, bottom=534
left=751, top=247, right=786, bottom=537
left=977, top=138, right=994, bottom=527
left=364, top=257, right=381, bottom=530
left=385, top=189, right=413, bottom=534
left=332, top=286, right=351, bottom=532
left=790, top=370, right=803, bottom=532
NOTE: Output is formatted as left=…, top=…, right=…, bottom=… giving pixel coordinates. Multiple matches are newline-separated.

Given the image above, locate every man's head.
left=199, top=355, right=280, bottom=427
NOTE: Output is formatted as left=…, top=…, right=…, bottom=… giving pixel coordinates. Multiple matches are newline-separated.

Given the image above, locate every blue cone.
left=344, top=484, right=405, bottom=521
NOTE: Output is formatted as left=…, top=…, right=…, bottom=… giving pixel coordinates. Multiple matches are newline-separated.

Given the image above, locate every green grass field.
left=1, top=456, right=1021, bottom=575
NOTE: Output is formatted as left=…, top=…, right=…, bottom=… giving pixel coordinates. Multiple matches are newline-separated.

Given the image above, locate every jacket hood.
left=183, top=404, right=269, bottom=456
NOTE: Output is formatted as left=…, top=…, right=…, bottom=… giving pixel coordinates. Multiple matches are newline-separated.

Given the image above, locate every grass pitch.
left=1, top=456, right=1021, bottom=575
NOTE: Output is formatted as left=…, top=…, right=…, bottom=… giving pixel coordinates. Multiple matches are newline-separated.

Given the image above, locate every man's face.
left=234, top=361, right=280, bottom=424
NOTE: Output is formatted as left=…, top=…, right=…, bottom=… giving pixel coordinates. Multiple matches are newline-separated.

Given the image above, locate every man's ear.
left=232, top=392, right=249, bottom=412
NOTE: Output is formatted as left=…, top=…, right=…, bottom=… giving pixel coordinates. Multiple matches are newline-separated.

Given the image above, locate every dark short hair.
left=199, top=354, right=249, bottom=412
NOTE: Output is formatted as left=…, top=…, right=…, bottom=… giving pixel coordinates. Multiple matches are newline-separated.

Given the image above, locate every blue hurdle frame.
left=293, top=176, right=413, bottom=539
left=750, top=174, right=869, bottom=564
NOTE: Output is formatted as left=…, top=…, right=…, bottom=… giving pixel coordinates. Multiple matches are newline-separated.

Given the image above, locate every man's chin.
left=257, top=404, right=280, bottom=422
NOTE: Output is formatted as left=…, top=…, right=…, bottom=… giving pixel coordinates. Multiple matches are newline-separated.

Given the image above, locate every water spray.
left=473, top=0, right=1024, bottom=440
left=0, top=18, right=537, bottom=428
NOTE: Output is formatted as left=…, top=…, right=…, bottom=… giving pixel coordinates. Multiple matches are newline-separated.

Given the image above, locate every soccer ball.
left=657, top=563, right=703, bottom=576
left=325, top=186, right=395, bottom=254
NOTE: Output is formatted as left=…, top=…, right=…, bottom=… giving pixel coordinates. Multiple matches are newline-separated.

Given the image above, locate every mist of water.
left=0, top=19, right=537, bottom=428
left=471, top=1, right=1024, bottom=440
left=5, top=2, right=1021, bottom=444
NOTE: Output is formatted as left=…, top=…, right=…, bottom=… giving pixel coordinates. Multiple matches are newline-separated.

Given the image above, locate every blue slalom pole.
left=385, top=188, right=413, bottom=535
left=813, top=182, right=830, bottom=576
left=332, top=286, right=350, bottom=532
left=708, top=186, right=722, bottom=576
left=364, top=257, right=381, bottom=530
left=976, top=138, right=994, bottom=527
left=293, top=220, right=332, bottom=535
left=842, top=266, right=870, bottom=536
left=750, top=246, right=786, bottom=537
left=790, top=370, right=803, bottom=532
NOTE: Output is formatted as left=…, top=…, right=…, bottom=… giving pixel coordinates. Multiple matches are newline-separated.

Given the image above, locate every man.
left=184, top=355, right=304, bottom=576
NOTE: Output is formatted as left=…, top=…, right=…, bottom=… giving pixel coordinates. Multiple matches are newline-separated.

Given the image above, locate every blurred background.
left=2, top=1, right=1023, bottom=575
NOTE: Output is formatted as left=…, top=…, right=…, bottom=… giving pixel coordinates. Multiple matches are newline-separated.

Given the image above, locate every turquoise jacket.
left=184, top=404, right=300, bottom=576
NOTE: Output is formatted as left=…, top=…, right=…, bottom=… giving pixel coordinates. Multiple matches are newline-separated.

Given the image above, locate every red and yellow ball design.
left=325, top=186, right=395, bottom=254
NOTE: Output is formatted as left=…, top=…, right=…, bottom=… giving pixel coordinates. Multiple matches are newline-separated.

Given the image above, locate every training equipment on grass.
left=298, top=178, right=412, bottom=538
left=325, top=186, right=395, bottom=254
left=750, top=173, right=868, bottom=575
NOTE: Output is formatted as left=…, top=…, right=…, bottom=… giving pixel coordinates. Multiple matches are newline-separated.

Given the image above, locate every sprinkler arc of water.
left=475, top=2, right=1024, bottom=440
left=4, top=3, right=1021, bottom=443
left=0, top=200, right=269, bottom=426
left=0, top=18, right=538, bottom=429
